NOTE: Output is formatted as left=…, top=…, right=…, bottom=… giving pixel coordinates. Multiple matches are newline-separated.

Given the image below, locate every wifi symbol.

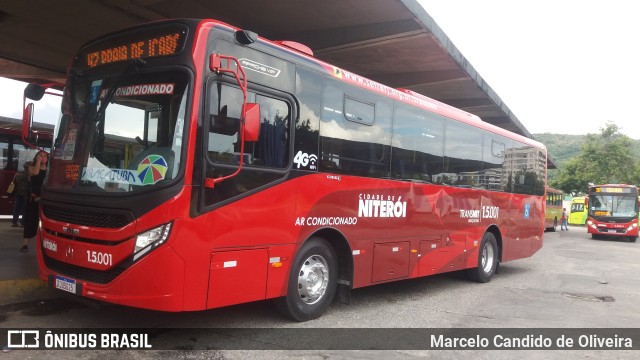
left=308, top=154, right=318, bottom=165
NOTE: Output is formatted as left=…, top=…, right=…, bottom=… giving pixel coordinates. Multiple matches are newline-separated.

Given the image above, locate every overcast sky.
left=2, top=0, right=639, bottom=138
left=0, top=76, right=61, bottom=125
left=418, top=0, right=640, bottom=138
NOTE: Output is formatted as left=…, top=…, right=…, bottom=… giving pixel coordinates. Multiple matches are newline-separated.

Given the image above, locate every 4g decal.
left=293, top=151, right=318, bottom=170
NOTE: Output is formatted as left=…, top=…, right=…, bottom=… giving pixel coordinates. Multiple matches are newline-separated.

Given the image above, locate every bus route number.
left=482, top=206, right=499, bottom=219
left=86, top=250, right=113, bottom=266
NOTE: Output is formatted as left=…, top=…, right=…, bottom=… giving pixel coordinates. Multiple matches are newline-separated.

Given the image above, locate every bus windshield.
left=588, top=194, right=638, bottom=218
left=570, top=202, right=584, bottom=213
left=47, top=69, right=189, bottom=193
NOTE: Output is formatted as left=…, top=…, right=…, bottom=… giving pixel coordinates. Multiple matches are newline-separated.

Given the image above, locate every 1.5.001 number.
left=86, top=250, right=113, bottom=266
left=482, top=206, right=499, bottom=219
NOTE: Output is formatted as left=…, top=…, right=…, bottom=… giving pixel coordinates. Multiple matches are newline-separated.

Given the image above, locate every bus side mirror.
left=22, top=103, right=34, bottom=142
left=243, top=103, right=260, bottom=142
left=24, top=83, right=46, bottom=101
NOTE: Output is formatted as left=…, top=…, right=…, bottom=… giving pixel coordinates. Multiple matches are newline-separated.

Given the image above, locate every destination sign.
left=76, top=24, right=188, bottom=70
left=594, top=187, right=633, bottom=193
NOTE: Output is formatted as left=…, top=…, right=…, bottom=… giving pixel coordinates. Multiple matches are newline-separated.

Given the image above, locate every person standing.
left=11, top=162, right=31, bottom=227
left=21, top=151, right=48, bottom=252
left=560, top=208, right=569, bottom=231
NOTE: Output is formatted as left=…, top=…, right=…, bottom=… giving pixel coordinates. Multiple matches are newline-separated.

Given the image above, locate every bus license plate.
left=55, top=275, right=77, bottom=294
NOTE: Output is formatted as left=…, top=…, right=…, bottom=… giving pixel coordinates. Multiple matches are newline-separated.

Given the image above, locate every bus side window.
left=444, top=121, right=482, bottom=187
left=1, top=136, right=9, bottom=170
left=391, top=105, right=443, bottom=182
left=207, top=85, right=245, bottom=164
left=319, top=83, right=391, bottom=178
left=482, top=135, right=509, bottom=192
left=248, top=94, right=290, bottom=168
left=203, top=84, right=291, bottom=207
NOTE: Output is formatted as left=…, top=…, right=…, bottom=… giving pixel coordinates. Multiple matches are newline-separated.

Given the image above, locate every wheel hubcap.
left=481, top=242, right=495, bottom=274
left=297, top=255, right=329, bottom=305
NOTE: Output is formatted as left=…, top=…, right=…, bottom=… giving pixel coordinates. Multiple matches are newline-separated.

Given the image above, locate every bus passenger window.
left=391, top=105, right=443, bottom=182
left=203, top=84, right=290, bottom=207
left=208, top=85, right=246, bottom=164
left=319, top=84, right=390, bottom=178
left=0, top=138, right=8, bottom=170
left=444, top=122, right=482, bottom=187
left=249, top=95, right=290, bottom=168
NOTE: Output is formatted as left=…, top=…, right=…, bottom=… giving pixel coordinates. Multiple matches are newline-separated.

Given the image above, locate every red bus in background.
left=23, top=19, right=547, bottom=321
left=586, top=184, right=638, bottom=242
left=0, top=117, right=52, bottom=216
left=544, top=187, right=563, bottom=231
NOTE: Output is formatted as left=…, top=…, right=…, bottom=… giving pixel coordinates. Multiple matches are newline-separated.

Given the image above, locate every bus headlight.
left=134, top=222, right=172, bottom=261
left=627, top=223, right=638, bottom=232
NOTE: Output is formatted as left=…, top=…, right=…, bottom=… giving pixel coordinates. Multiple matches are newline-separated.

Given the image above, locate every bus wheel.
left=276, top=237, right=337, bottom=321
left=630, top=237, right=637, bottom=243
left=466, top=232, right=498, bottom=283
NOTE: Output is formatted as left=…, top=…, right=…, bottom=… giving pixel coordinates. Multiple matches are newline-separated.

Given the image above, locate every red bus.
left=24, top=19, right=547, bottom=321
left=586, top=184, right=638, bottom=242
left=0, top=117, right=52, bottom=216
left=544, top=187, right=563, bottom=231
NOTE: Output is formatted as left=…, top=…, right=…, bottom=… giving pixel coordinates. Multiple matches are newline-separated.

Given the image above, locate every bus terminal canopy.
left=0, top=0, right=531, bottom=138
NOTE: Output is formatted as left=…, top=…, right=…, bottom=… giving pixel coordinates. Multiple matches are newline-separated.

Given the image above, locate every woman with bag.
left=11, top=162, right=31, bottom=227
left=6, top=176, right=15, bottom=194
left=21, top=151, right=47, bottom=252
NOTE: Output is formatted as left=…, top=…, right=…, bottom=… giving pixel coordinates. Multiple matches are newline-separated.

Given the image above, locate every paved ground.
left=0, top=220, right=57, bottom=306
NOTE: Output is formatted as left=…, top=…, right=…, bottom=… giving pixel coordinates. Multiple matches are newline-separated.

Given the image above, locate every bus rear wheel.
left=466, top=232, right=498, bottom=283
left=276, top=237, right=337, bottom=321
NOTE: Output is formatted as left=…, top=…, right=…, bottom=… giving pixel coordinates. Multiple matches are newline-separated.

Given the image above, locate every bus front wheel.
left=466, top=232, right=498, bottom=283
left=276, top=237, right=337, bottom=321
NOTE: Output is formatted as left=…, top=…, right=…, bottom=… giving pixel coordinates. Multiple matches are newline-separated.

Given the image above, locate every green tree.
left=550, top=122, right=640, bottom=194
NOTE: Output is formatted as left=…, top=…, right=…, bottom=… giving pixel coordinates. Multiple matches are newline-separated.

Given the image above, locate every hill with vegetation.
left=534, top=127, right=640, bottom=193
left=533, top=133, right=640, bottom=169
left=533, top=133, right=585, bottom=168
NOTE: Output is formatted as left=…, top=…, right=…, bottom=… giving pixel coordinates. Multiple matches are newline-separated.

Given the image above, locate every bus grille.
left=43, top=205, right=132, bottom=228
left=597, top=227, right=626, bottom=234
left=43, top=253, right=129, bottom=284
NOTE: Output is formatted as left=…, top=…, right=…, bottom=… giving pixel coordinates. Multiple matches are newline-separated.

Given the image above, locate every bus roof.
left=0, top=116, right=54, bottom=135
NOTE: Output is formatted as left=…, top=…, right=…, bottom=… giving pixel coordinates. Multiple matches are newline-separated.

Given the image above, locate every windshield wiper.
left=93, top=58, right=147, bottom=123
left=68, top=68, right=83, bottom=119
left=90, top=58, right=146, bottom=157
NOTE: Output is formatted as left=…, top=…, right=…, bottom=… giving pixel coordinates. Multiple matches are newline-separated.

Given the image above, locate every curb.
left=0, top=278, right=57, bottom=306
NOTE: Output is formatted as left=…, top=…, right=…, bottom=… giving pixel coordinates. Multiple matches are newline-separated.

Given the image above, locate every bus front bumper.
left=37, top=239, right=187, bottom=311
left=586, top=220, right=638, bottom=238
